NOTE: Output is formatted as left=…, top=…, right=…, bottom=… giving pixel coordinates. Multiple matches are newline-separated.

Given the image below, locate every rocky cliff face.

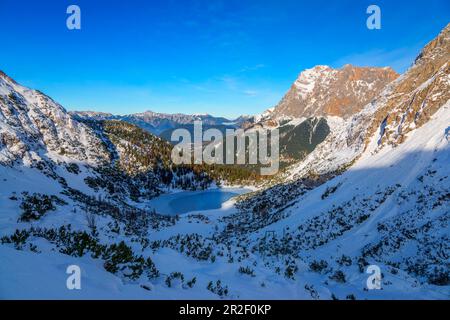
left=269, top=65, right=398, bottom=120
left=233, top=25, right=450, bottom=293
left=266, top=23, right=450, bottom=184
left=248, top=65, right=398, bottom=171
left=368, top=23, right=450, bottom=148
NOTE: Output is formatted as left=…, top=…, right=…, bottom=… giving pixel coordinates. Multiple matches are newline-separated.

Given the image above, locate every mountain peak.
left=0, top=74, right=110, bottom=166
left=0, top=70, right=10, bottom=79
left=273, top=65, right=399, bottom=119
left=0, top=70, right=18, bottom=86
left=414, top=22, right=450, bottom=67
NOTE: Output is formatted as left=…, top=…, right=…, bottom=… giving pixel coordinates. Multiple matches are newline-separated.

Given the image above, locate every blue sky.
left=0, top=0, right=449, bottom=118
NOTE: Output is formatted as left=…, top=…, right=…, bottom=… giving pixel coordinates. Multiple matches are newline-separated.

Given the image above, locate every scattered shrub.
left=336, top=255, right=352, bottom=267
left=329, top=270, right=346, bottom=283
left=207, top=280, right=229, bottom=297
left=427, top=267, right=450, bottom=286
left=19, top=192, right=67, bottom=222
left=165, top=272, right=185, bottom=288
left=187, top=277, right=197, bottom=288
left=238, top=266, right=255, bottom=277
left=309, top=260, right=329, bottom=273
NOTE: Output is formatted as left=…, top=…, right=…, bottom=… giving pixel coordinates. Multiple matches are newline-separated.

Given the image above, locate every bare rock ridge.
left=284, top=22, right=449, bottom=181
left=270, top=64, right=399, bottom=120
left=72, top=65, right=398, bottom=136
left=246, top=65, right=398, bottom=167
left=368, top=22, right=450, bottom=147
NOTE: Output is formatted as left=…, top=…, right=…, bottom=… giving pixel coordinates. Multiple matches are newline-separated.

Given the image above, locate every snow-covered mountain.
left=247, top=64, right=398, bottom=168
left=0, top=24, right=449, bottom=300
left=0, top=69, right=218, bottom=230
left=232, top=23, right=450, bottom=297
left=0, top=72, right=110, bottom=166
left=284, top=22, right=450, bottom=181
left=71, top=110, right=252, bottom=136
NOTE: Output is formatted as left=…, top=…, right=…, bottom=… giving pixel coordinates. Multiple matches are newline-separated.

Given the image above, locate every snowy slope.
left=0, top=72, right=110, bottom=166
left=1, top=24, right=449, bottom=300
left=1, top=101, right=448, bottom=300
left=1, top=104, right=448, bottom=299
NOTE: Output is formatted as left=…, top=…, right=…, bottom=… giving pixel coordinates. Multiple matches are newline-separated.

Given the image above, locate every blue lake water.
left=148, top=188, right=251, bottom=216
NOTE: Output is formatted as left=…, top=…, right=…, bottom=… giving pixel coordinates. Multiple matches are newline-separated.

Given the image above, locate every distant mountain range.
left=70, top=110, right=254, bottom=137
left=72, top=65, right=397, bottom=167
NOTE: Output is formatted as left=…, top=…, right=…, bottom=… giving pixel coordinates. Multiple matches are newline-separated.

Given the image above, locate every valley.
left=0, top=23, right=449, bottom=300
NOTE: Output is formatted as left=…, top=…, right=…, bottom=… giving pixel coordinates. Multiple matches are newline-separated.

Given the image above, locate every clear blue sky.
left=0, top=0, right=449, bottom=118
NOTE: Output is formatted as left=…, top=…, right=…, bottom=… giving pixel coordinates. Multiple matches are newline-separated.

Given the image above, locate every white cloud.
left=242, top=89, right=258, bottom=97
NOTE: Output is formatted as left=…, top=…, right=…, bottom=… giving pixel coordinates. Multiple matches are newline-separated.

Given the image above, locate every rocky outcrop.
left=270, top=65, right=398, bottom=120
left=368, top=23, right=450, bottom=148
left=286, top=23, right=450, bottom=180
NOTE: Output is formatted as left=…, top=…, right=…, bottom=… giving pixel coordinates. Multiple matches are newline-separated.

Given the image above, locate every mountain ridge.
left=256, top=64, right=399, bottom=125
left=71, top=110, right=253, bottom=136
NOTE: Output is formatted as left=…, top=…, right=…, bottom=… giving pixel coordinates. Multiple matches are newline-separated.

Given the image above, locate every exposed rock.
left=270, top=64, right=398, bottom=120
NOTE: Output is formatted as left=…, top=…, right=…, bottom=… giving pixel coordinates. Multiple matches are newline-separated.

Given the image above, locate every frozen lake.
left=147, top=188, right=251, bottom=216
